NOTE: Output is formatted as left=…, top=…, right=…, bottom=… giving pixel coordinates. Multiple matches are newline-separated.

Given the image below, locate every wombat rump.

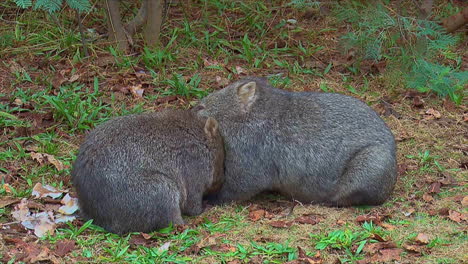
left=195, top=77, right=397, bottom=206
left=71, top=110, right=224, bottom=234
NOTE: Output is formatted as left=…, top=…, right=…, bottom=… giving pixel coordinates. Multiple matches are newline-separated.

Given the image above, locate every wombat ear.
left=237, top=81, right=257, bottom=111
left=204, top=117, right=219, bottom=139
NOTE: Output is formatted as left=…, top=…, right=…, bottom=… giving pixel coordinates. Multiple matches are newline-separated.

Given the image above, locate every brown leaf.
left=412, top=96, right=424, bottom=108
left=249, top=209, right=265, bottom=222
left=0, top=197, right=20, bottom=208
left=295, top=215, right=320, bottom=225
left=32, top=183, right=63, bottom=199
left=403, top=244, right=426, bottom=255
left=422, top=193, right=434, bottom=203
left=368, top=248, right=402, bottom=262
left=424, top=108, right=441, bottom=119
left=380, top=223, right=397, bottom=230
left=129, top=84, right=144, bottom=99
left=210, top=244, right=237, bottom=253
left=297, top=247, right=323, bottom=264
left=461, top=196, right=468, bottom=207
left=415, top=233, right=430, bottom=244
left=364, top=241, right=397, bottom=254
left=30, top=152, right=64, bottom=171
left=155, top=95, right=178, bottom=105
left=448, top=210, right=466, bottom=223
left=54, top=239, right=76, bottom=257
left=428, top=182, right=441, bottom=194
left=370, top=233, right=386, bottom=242
left=215, top=76, right=229, bottom=87
left=269, top=220, right=293, bottom=228
left=356, top=213, right=384, bottom=225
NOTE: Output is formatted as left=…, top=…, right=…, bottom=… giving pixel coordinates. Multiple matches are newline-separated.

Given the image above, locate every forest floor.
left=0, top=0, right=467, bottom=263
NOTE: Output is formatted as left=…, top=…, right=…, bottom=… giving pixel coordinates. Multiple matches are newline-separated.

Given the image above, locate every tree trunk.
left=105, top=0, right=129, bottom=51
left=125, top=0, right=148, bottom=37
left=144, top=0, right=163, bottom=47
left=442, top=7, right=468, bottom=33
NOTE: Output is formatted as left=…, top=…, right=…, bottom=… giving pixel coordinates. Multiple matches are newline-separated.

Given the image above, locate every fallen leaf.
left=11, top=198, right=30, bottom=222
left=422, top=193, right=434, bottom=202
left=58, top=194, right=79, bottom=215
left=403, top=208, right=415, bottom=217
left=215, top=76, right=229, bottom=87
left=380, top=222, right=397, bottom=230
left=54, top=214, right=76, bottom=224
left=412, top=96, right=424, bottom=108
left=210, top=244, right=237, bottom=253
left=235, top=66, right=246, bottom=75
left=295, top=214, right=320, bottom=225
left=30, top=152, right=64, bottom=171
left=269, top=220, right=293, bottom=228
left=403, top=244, right=427, bottom=255
left=3, top=183, right=13, bottom=193
left=428, top=182, right=441, bottom=194
left=461, top=196, right=468, bottom=207
left=364, top=241, right=397, bottom=254
left=54, top=239, right=76, bottom=257
left=0, top=197, right=20, bottom=208
left=356, top=213, right=385, bottom=225
left=424, top=108, right=441, bottom=119
left=157, top=242, right=171, bottom=254
left=203, top=58, right=220, bottom=67
left=368, top=248, right=402, bottom=262
left=448, top=210, right=466, bottom=223
left=370, top=233, right=386, bottom=242
left=129, top=84, right=144, bottom=99
left=32, top=183, right=63, bottom=199
left=415, top=233, right=430, bottom=244
left=249, top=209, right=265, bottom=222
left=68, top=73, right=80, bottom=83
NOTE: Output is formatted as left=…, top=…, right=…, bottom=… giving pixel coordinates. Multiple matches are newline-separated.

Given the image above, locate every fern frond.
left=13, top=0, right=33, bottom=8
left=65, top=0, right=91, bottom=13
left=33, top=0, right=63, bottom=13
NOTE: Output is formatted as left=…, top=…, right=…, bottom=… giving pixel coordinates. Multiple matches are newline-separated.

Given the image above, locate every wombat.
left=71, top=110, right=224, bottom=234
left=195, top=77, right=397, bottom=206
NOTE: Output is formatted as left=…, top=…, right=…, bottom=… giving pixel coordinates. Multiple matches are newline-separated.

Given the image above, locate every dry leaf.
left=235, top=66, right=246, bottom=75
left=210, top=244, right=237, bottom=252
left=424, top=108, right=441, bottom=119
left=68, top=73, right=80, bottom=83
left=368, top=248, right=402, bottom=262
left=129, top=84, right=144, bottom=98
left=380, top=223, right=397, bottom=230
left=32, top=183, right=63, bottom=199
left=269, top=220, right=293, bottom=228
left=11, top=198, right=30, bottom=222
left=428, top=182, right=441, bottom=194
left=448, top=210, right=466, bottom=223
left=0, top=197, right=20, bottom=208
left=415, top=233, right=429, bottom=244
left=422, top=193, right=434, bottom=202
left=215, top=76, right=229, bottom=87
left=295, top=215, right=320, bottom=225
left=461, top=196, right=468, bottom=207
left=58, top=194, right=79, bottom=215
left=54, top=239, right=76, bottom=257
left=3, top=183, right=13, bottom=193
left=30, top=152, right=64, bottom=171
left=249, top=209, right=265, bottom=222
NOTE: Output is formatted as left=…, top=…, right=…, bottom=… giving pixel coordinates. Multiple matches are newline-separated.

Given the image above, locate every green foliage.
left=42, top=79, right=111, bottom=132
left=334, top=1, right=466, bottom=104
left=13, top=0, right=90, bottom=13
left=162, top=73, right=208, bottom=99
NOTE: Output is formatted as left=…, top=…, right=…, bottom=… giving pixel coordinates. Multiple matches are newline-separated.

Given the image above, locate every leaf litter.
left=9, top=183, right=79, bottom=238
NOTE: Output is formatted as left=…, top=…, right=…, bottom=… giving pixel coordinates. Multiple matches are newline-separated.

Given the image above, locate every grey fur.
left=71, top=110, right=224, bottom=234
left=195, top=77, right=397, bottom=206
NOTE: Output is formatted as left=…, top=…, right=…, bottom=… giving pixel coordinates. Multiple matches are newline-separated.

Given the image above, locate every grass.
left=0, top=0, right=467, bottom=263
